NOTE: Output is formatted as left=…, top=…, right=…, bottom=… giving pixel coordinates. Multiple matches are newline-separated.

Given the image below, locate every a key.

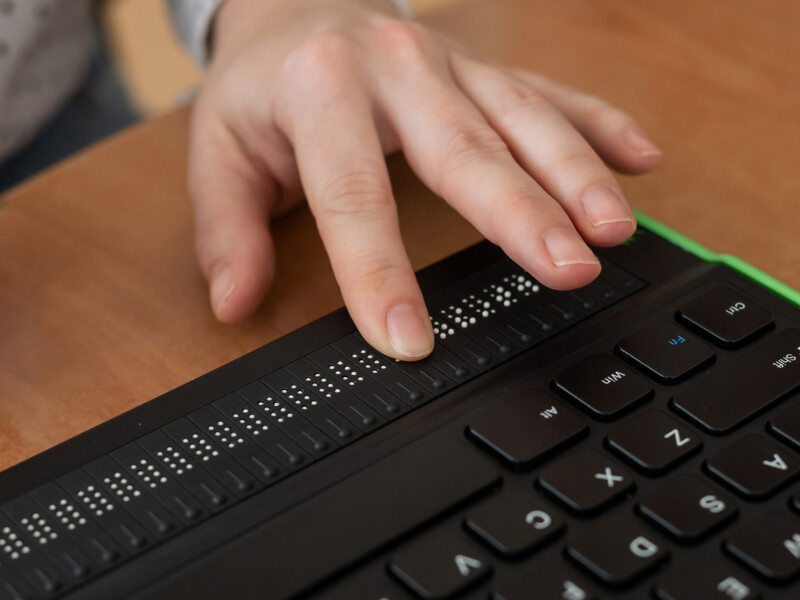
left=705, top=433, right=800, bottom=499
left=672, top=328, right=800, bottom=433
left=638, top=473, right=737, bottom=541
left=769, top=399, right=800, bottom=450
left=678, top=285, right=773, bottom=348
left=0, top=512, right=68, bottom=597
left=654, top=554, right=759, bottom=600
left=492, top=557, right=596, bottom=600
left=464, top=490, right=565, bottom=558
left=606, top=410, right=702, bottom=474
left=537, top=448, right=635, bottom=514
left=554, top=354, right=653, bottom=420
left=725, top=512, right=800, bottom=581
left=388, top=529, right=492, bottom=599
left=319, top=568, right=414, bottom=600
left=566, top=515, right=668, bottom=586
left=616, top=320, right=714, bottom=383
left=466, top=391, right=588, bottom=470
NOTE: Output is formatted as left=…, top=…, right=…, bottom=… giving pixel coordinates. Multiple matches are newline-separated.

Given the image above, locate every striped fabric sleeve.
left=166, top=0, right=415, bottom=67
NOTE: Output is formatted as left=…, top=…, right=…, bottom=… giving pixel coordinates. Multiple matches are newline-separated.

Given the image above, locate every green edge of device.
left=635, top=211, right=800, bottom=309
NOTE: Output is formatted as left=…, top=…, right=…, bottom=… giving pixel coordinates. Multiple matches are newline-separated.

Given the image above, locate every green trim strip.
left=634, top=211, right=800, bottom=308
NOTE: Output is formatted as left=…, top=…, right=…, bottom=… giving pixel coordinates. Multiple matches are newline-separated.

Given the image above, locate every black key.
left=0, top=565, right=35, bottom=600
left=492, top=558, right=596, bottom=600
left=598, top=260, right=646, bottom=296
left=331, top=335, right=434, bottom=406
left=638, top=473, right=737, bottom=541
left=607, top=410, right=702, bottom=474
left=163, top=418, right=260, bottom=497
left=616, top=320, right=714, bottom=383
left=146, top=435, right=500, bottom=600
left=26, top=483, right=123, bottom=569
left=388, top=530, right=491, bottom=599
left=237, top=381, right=334, bottom=458
left=725, top=512, right=800, bottom=581
left=262, top=370, right=359, bottom=444
left=213, top=393, right=309, bottom=468
left=111, top=442, right=206, bottom=523
left=705, top=433, right=800, bottom=499
left=566, top=515, right=668, bottom=586
left=138, top=430, right=231, bottom=510
left=286, top=356, right=395, bottom=425
left=0, top=512, right=65, bottom=597
left=320, top=568, right=414, bottom=600
left=465, top=490, right=564, bottom=558
left=466, top=391, right=588, bottom=470
left=56, top=470, right=153, bottom=553
left=188, top=406, right=283, bottom=484
left=2, top=495, right=93, bottom=588
left=426, top=325, right=498, bottom=373
left=424, top=343, right=476, bottom=385
left=538, top=448, right=635, bottom=514
left=769, top=399, right=800, bottom=450
left=308, top=346, right=410, bottom=418
left=678, top=285, right=773, bottom=348
left=84, top=456, right=181, bottom=539
left=672, top=328, right=800, bottom=433
left=554, top=354, right=653, bottom=420
left=655, top=554, right=760, bottom=600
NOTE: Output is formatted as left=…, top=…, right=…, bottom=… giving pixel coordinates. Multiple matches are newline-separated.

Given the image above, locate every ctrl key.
left=388, top=529, right=491, bottom=599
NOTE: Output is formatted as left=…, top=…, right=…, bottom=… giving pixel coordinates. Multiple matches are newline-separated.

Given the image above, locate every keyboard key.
left=554, top=354, right=653, bottom=420
left=654, top=554, right=759, bottom=600
left=678, top=285, right=773, bottom=348
left=672, top=328, right=800, bottom=433
left=705, top=433, right=800, bottom=499
left=464, top=490, right=565, bottom=558
left=466, top=391, right=588, bottom=470
left=566, top=515, right=668, bottom=586
left=492, top=558, right=596, bottom=600
left=537, top=448, right=635, bottom=514
left=725, top=512, right=800, bottom=581
left=320, top=568, right=414, bottom=600
left=638, top=473, right=737, bottom=541
left=607, top=410, right=702, bottom=474
left=388, top=530, right=492, bottom=599
left=769, top=399, right=800, bottom=450
left=616, top=320, right=714, bottom=383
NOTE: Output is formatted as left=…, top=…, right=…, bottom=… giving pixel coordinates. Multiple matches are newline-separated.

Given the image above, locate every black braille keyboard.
left=2, top=223, right=800, bottom=600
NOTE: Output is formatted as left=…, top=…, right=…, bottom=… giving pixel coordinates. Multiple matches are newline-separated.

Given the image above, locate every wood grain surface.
left=1, top=0, right=798, bottom=470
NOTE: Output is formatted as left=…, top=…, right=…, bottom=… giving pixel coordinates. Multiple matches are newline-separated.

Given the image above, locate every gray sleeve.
left=166, top=0, right=413, bottom=67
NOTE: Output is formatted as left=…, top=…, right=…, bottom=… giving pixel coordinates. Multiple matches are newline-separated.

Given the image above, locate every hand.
left=188, top=0, right=661, bottom=360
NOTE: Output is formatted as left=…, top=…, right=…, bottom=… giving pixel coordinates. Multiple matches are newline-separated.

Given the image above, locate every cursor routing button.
left=389, top=529, right=492, bottom=599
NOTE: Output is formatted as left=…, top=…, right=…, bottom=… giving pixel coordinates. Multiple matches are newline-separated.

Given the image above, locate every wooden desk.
left=1, top=0, right=798, bottom=471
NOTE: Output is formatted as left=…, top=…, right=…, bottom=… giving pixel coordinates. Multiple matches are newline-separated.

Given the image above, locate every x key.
left=538, top=448, right=635, bottom=514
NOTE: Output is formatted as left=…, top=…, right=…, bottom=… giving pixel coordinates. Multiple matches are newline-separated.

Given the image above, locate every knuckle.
left=439, top=124, right=508, bottom=190
left=283, top=30, right=356, bottom=88
left=551, top=147, right=601, bottom=173
left=581, top=94, right=630, bottom=130
left=375, top=20, right=428, bottom=58
left=494, top=83, right=550, bottom=121
left=315, top=158, right=392, bottom=219
left=347, top=253, right=408, bottom=292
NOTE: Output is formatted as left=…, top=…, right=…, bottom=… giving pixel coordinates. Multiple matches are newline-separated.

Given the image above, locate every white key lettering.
left=763, top=453, right=788, bottom=470
left=699, top=495, right=726, bottom=514
left=784, top=533, right=800, bottom=559
left=725, top=302, right=746, bottom=316
left=594, top=467, right=623, bottom=488
left=454, top=554, right=482, bottom=577
left=562, top=581, right=587, bottom=600
left=629, top=536, right=659, bottom=558
left=600, top=371, right=626, bottom=385
left=525, top=510, right=552, bottom=530
left=664, top=428, right=691, bottom=447
left=717, top=577, right=750, bottom=600
left=540, top=406, right=559, bottom=419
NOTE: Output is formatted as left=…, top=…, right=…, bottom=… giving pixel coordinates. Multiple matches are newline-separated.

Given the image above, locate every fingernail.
left=581, top=184, right=636, bottom=228
left=544, top=228, right=600, bottom=268
left=624, top=126, right=662, bottom=157
left=386, top=303, right=433, bottom=359
left=210, top=263, right=236, bottom=319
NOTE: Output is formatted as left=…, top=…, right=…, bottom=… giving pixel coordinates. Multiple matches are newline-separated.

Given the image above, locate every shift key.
left=672, top=329, right=800, bottom=433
